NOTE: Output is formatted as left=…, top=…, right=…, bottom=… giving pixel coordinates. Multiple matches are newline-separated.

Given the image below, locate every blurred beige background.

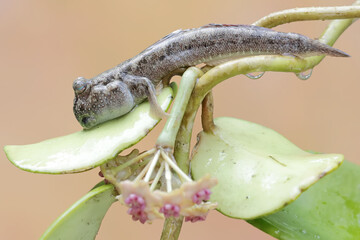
left=1, top=0, right=359, bottom=239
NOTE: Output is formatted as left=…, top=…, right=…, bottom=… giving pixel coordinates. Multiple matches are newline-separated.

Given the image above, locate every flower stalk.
left=156, top=67, right=203, bottom=148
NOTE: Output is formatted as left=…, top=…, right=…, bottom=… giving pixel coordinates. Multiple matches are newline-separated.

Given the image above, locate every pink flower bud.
left=192, top=189, right=212, bottom=204
left=125, top=193, right=146, bottom=210
left=159, top=203, right=180, bottom=218
left=128, top=208, right=148, bottom=224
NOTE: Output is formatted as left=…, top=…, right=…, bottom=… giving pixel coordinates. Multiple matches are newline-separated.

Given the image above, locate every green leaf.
left=191, top=117, right=343, bottom=219
left=4, top=87, right=174, bottom=174
left=40, top=184, right=116, bottom=240
left=248, top=160, right=360, bottom=240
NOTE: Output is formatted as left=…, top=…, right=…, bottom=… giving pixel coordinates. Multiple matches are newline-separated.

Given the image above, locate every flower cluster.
left=118, top=175, right=217, bottom=223
left=101, top=148, right=218, bottom=224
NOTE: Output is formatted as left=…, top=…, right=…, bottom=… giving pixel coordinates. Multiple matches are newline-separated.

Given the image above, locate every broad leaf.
left=40, top=184, right=116, bottom=240
left=191, top=117, right=343, bottom=219
left=4, top=87, right=173, bottom=174
left=248, top=160, right=360, bottom=239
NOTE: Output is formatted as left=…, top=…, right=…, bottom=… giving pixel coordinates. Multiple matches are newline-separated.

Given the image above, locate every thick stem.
left=160, top=217, right=184, bottom=240
left=174, top=102, right=198, bottom=173
left=201, top=91, right=216, bottom=134
left=253, top=5, right=360, bottom=28
left=174, top=12, right=358, bottom=181
left=158, top=68, right=203, bottom=240
left=162, top=4, right=359, bottom=240
left=156, top=67, right=203, bottom=148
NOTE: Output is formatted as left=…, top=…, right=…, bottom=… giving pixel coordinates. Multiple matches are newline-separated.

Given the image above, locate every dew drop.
left=245, top=71, right=265, bottom=79
left=295, top=69, right=313, bottom=80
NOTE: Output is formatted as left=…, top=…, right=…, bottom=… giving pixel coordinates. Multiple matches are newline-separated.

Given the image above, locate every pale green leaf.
left=248, top=160, right=360, bottom=240
left=4, top=87, right=173, bottom=174
left=40, top=184, right=116, bottom=240
left=191, top=117, right=343, bottom=219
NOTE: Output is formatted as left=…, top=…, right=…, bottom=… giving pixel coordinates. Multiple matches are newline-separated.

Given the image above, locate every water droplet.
left=301, top=229, right=307, bottom=234
left=245, top=71, right=265, bottom=79
left=274, top=230, right=280, bottom=235
left=295, top=69, right=313, bottom=80
left=315, top=235, right=321, bottom=239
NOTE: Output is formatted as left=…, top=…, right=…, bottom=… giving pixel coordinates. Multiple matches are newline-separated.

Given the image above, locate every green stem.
left=161, top=4, right=359, bottom=240
left=160, top=217, right=184, bottom=240
left=174, top=10, right=358, bottom=180
left=253, top=4, right=360, bottom=28
left=201, top=91, right=216, bottom=134
left=156, top=67, right=203, bottom=148
left=197, top=13, right=357, bottom=95
left=158, top=68, right=203, bottom=240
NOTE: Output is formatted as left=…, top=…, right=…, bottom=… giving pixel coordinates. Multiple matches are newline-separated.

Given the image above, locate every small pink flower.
left=192, top=188, right=211, bottom=204
left=181, top=202, right=217, bottom=223
left=124, top=193, right=148, bottom=223
left=118, top=172, right=218, bottom=224
left=125, top=193, right=146, bottom=210
left=128, top=207, right=148, bottom=224
left=159, top=203, right=181, bottom=218
left=119, top=180, right=163, bottom=223
left=182, top=175, right=217, bottom=205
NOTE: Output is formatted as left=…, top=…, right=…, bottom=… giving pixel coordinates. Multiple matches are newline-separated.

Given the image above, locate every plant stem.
left=158, top=68, right=203, bottom=240
left=253, top=5, right=360, bottom=28
left=156, top=67, right=203, bottom=148
left=174, top=10, right=358, bottom=182
left=161, top=4, right=359, bottom=240
left=160, top=217, right=184, bottom=240
left=201, top=91, right=216, bottom=134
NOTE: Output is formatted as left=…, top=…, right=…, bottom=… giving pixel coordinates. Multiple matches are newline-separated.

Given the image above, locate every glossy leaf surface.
left=191, top=117, right=343, bottom=219
left=4, top=87, right=173, bottom=174
left=40, top=184, right=116, bottom=240
left=248, top=160, right=360, bottom=240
